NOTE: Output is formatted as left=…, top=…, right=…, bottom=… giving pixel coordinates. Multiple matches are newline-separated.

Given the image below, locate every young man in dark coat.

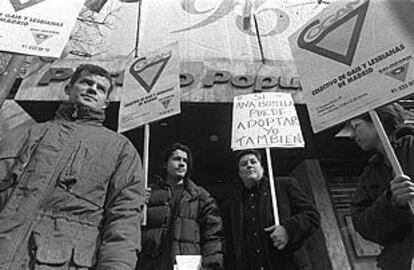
left=350, top=103, right=414, bottom=270
left=0, top=64, right=145, bottom=269
left=222, top=149, right=320, bottom=270
left=138, top=143, right=224, bottom=270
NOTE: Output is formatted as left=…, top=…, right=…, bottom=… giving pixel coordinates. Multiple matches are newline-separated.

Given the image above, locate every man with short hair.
left=222, top=149, right=320, bottom=270
left=138, top=142, right=223, bottom=270
left=0, top=64, right=145, bottom=269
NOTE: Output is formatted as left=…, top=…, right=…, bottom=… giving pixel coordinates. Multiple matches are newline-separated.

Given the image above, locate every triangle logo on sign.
left=129, top=55, right=171, bottom=93
left=32, top=32, right=52, bottom=45
left=159, top=96, right=173, bottom=109
left=298, top=0, right=369, bottom=66
left=385, top=63, right=410, bottom=82
left=9, top=0, right=46, bottom=12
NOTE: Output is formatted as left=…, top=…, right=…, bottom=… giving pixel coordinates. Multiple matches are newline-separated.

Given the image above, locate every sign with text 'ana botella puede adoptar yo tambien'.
left=231, top=92, right=304, bottom=150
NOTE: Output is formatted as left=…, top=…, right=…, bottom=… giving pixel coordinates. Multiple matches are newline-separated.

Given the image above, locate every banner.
left=0, top=0, right=85, bottom=57
left=231, top=92, right=304, bottom=150
left=118, top=42, right=181, bottom=132
left=139, top=0, right=327, bottom=62
left=289, top=0, right=414, bottom=132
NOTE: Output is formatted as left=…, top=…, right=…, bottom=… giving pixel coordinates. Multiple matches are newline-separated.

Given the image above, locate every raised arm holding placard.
left=288, top=1, right=414, bottom=268
left=349, top=103, right=414, bottom=270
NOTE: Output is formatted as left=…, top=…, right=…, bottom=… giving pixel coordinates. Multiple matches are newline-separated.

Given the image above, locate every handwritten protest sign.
left=118, top=42, right=180, bottom=132
left=289, top=0, right=414, bottom=133
left=231, top=92, right=304, bottom=150
left=0, top=0, right=85, bottom=57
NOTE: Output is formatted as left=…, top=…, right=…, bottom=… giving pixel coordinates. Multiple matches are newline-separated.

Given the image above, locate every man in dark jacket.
left=350, top=103, right=414, bottom=270
left=222, top=149, right=320, bottom=270
left=138, top=143, right=224, bottom=270
left=0, top=64, right=145, bottom=269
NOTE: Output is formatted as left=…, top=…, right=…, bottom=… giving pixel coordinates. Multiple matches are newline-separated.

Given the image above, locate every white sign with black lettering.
left=289, top=0, right=414, bottom=132
left=0, top=0, right=85, bottom=57
left=231, top=92, right=304, bottom=150
left=118, top=42, right=181, bottom=132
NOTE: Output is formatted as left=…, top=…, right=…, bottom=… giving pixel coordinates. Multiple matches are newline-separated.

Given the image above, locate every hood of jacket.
left=153, top=175, right=201, bottom=200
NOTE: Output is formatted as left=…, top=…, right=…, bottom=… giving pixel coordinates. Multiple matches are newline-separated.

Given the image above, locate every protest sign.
left=231, top=92, right=304, bottom=150
left=289, top=0, right=414, bottom=133
left=0, top=0, right=85, bottom=57
left=118, top=42, right=181, bottom=132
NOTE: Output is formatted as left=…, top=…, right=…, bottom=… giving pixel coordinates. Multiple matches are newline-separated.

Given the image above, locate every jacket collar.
left=242, top=176, right=268, bottom=193
left=368, top=152, right=385, bottom=164
left=154, top=175, right=200, bottom=200
left=55, top=102, right=105, bottom=126
left=183, top=178, right=200, bottom=199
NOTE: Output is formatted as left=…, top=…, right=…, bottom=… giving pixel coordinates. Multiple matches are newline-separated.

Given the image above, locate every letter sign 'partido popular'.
left=231, top=92, right=304, bottom=150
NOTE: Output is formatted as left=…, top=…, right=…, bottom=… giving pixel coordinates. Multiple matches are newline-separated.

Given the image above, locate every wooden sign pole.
left=369, top=110, right=414, bottom=213
left=142, top=123, right=150, bottom=225
left=132, top=0, right=149, bottom=225
left=265, top=148, right=280, bottom=225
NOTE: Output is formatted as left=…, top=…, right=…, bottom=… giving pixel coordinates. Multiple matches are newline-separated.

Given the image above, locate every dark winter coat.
left=138, top=176, right=224, bottom=270
left=222, top=176, right=320, bottom=270
left=351, top=125, right=414, bottom=270
left=0, top=102, right=145, bottom=269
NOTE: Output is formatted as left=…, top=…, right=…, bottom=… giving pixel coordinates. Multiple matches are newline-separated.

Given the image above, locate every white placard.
left=175, top=255, right=201, bottom=270
left=289, top=0, right=414, bottom=133
left=0, top=0, right=86, bottom=57
left=231, top=92, right=304, bottom=150
left=118, top=42, right=181, bottom=132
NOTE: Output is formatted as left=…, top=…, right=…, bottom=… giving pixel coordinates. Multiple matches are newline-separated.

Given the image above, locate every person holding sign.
left=0, top=64, right=146, bottom=269
left=222, top=149, right=320, bottom=270
left=350, top=103, right=414, bottom=270
left=138, top=143, right=224, bottom=270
